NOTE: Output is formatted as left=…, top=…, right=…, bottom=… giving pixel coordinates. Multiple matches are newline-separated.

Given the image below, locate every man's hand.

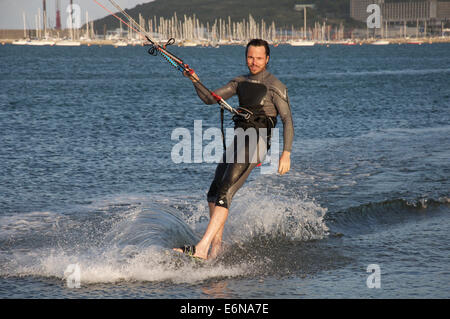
left=183, top=70, right=200, bottom=83
left=278, top=151, right=291, bottom=175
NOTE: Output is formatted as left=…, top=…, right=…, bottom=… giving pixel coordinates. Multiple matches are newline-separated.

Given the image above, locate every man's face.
left=246, top=45, right=269, bottom=75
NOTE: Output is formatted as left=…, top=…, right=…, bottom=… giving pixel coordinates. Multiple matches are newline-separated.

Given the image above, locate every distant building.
left=350, top=0, right=450, bottom=24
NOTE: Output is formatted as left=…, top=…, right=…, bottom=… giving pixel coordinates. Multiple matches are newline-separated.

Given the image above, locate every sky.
left=0, top=0, right=153, bottom=29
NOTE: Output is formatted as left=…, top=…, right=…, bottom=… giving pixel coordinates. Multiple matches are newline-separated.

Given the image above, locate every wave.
left=4, top=192, right=445, bottom=285
left=325, top=197, right=449, bottom=236
left=0, top=201, right=246, bottom=284
left=0, top=190, right=329, bottom=284
left=358, top=125, right=450, bottom=141
left=283, top=68, right=450, bottom=80
left=327, top=68, right=450, bottom=77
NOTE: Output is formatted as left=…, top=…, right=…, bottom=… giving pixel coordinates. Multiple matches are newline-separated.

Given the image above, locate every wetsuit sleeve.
left=193, top=79, right=238, bottom=105
left=272, top=87, right=294, bottom=152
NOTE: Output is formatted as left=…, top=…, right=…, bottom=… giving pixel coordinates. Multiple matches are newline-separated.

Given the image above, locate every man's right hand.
left=183, top=70, right=200, bottom=83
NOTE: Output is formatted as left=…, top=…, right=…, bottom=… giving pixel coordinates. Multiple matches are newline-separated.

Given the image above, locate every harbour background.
left=2, top=12, right=450, bottom=47
left=2, top=0, right=450, bottom=47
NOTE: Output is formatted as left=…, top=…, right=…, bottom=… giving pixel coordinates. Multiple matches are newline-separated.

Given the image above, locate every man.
left=174, top=39, right=294, bottom=260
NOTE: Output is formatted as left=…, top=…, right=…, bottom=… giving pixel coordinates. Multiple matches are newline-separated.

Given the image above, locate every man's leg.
left=194, top=205, right=229, bottom=259
left=194, top=134, right=265, bottom=259
left=208, top=202, right=225, bottom=259
left=174, top=133, right=267, bottom=259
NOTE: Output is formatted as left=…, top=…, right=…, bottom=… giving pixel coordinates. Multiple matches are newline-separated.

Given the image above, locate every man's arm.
left=272, top=87, right=294, bottom=175
left=184, top=71, right=237, bottom=105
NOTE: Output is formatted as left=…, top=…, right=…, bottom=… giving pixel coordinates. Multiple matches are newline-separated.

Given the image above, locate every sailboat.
left=113, top=40, right=128, bottom=47
left=180, top=40, right=199, bottom=47
left=26, top=10, right=54, bottom=45
left=12, top=39, right=30, bottom=45
left=288, top=39, right=315, bottom=46
left=371, top=39, right=390, bottom=45
left=13, top=12, right=30, bottom=45
left=289, top=6, right=315, bottom=46
left=28, top=39, right=55, bottom=46
left=55, top=40, right=80, bottom=46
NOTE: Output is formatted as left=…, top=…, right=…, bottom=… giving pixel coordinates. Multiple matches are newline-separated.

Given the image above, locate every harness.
left=219, top=80, right=277, bottom=152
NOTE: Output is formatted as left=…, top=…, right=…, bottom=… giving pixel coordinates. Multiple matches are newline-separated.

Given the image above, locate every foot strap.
left=180, top=245, right=196, bottom=256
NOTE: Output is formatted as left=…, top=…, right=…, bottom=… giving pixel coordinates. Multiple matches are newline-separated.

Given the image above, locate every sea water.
left=0, top=43, right=449, bottom=298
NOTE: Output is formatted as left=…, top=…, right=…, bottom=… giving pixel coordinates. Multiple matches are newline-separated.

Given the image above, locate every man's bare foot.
left=208, top=241, right=222, bottom=260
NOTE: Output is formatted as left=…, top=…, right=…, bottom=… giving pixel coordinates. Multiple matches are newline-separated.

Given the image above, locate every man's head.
left=246, top=39, right=270, bottom=75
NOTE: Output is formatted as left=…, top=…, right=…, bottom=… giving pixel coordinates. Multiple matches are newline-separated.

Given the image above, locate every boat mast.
left=55, top=0, right=61, bottom=30
left=70, top=0, right=74, bottom=40
left=38, top=8, right=41, bottom=39
left=304, top=7, right=307, bottom=39
left=23, top=11, right=27, bottom=38
left=43, top=0, right=47, bottom=38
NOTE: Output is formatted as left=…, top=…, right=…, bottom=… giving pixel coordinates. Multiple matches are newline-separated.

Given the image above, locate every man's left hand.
left=278, top=151, right=291, bottom=175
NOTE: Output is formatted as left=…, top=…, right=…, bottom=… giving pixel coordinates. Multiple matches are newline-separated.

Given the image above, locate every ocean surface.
left=0, top=42, right=449, bottom=299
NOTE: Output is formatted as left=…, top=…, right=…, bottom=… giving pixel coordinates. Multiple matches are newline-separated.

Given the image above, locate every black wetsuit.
left=193, top=69, right=294, bottom=209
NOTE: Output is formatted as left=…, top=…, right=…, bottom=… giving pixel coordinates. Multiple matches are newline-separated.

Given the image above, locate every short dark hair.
left=246, top=39, right=270, bottom=58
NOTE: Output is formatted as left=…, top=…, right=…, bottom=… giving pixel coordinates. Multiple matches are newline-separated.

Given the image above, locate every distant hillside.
left=93, top=0, right=364, bottom=33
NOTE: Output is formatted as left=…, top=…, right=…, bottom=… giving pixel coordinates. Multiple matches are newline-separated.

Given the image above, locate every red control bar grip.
left=210, top=91, right=223, bottom=103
